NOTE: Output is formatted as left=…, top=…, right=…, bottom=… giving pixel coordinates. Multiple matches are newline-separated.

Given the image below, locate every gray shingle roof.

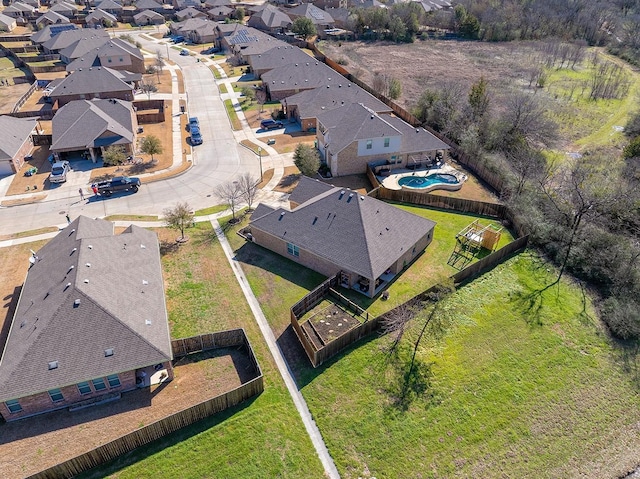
left=36, top=10, right=71, bottom=25
left=176, top=6, right=204, bottom=19
left=0, top=115, right=36, bottom=162
left=0, top=217, right=172, bottom=402
left=43, top=28, right=109, bottom=52
left=59, top=33, right=115, bottom=61
left=31, top=23, right=78, bottom=44
left=247, top=4, right=291, bottom=29
left=65, top=39, right=142, bottom=73
left=384, top=115, right=450, bottom=154
left=86, top=8, right=118, bottom=23
left=50, top=66, right=133, bottom=98
left=204, top=0, right=230, bottom=7
left=0, top=13, right=15, bottom=29
left=135, top=0, right=162, bottom=8
left=96, top=0, right=123, bottom=10
left=249, top=44, right=309, bottom=73
left=288, top=175, right=334, bottom=205
left=49, top=1, right=77, bottom=14
left=288, top=3, right=334, bottom=24
left=284, top=81, right=392, bottom=120
left=250, top=181, right=436, bottom=280
left=261, top=60, right=342, bottom=94
left=52, top=98, right=134, bottom=151
left=134, top=9, right=164, bottom=21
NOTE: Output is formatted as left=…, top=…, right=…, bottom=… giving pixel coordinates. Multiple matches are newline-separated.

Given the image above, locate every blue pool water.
left=398, top=173, right=459, bottom=189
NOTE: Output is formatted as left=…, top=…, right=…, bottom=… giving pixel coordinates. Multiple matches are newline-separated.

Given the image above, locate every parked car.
left=190, top=126, right=203, bottom=145
left=188, top=116, right=199, bottom=131
left=49, top=161, right=71, bottom=183
left=179, top=49, right=189, bottom=56
left=172, top=36, right=185, bottom=43
left=96, top=176, right=141, bottom=197
left=260, top=119, right=284, bottom=130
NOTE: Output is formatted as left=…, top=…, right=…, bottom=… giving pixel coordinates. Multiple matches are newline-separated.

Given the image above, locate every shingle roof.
left=261, top=60, right=341, bottom=94
left=96, top=0, right=123, bottom=10
left=247, top=4, right=291, bottom=29
left=58, top=32, right=115, bottom=60
left=176, top=6, right=204, bottom=19
left=50, top=66, right=133, bottom=97
left=204, top=0, right=230, bottom=7
left=4, top=2, right=35, bottom=13
left=86, top=8, right=118, bottom=23
left=207, top=5, right=231, bottom=15
left=288, top=175, right=334, bottom=205
left=248, top=44, right=309, bottom=73
left=49, top=1, right=77, bottom=14
left=43, top=28, right=109, bottom=52
left=135, top=0, right=162, bottom=8
left=284, top=81, right=392, bottom=120
left=0, top=12, right=16, bottom=29
left=52, top=98, right=134, bottom=151
left=288, top=3, right=334, bottom=24
left=134, top=8, right=164, bottom=21
left=31, top=23, right=78, bottom=44
left=0, top=217, right=172, bottom=402
left=250, top=181, right=436, bottom=280
left=35, top=10, right=71, bottom=25
left=0, top=116, right=36, bottom=162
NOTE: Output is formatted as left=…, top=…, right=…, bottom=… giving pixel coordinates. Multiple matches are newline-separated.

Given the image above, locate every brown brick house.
left=316, top=102, right=450, bottom=177
left=49, top=66, right=135, bottom=107
left=0, top=116, right=37, bottom=176
left=0, top=217, right=173, bottom=422
left=246, top=177, right=436, bottom=297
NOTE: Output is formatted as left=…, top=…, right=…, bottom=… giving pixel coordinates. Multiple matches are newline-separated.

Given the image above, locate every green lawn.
left=223, top=99, right=242, bottom=130
left=210, top=66, right=222, bottom=79
left=218, top=82, right=228, bottom=94
left=80, top=223, right=325, bottom=478
left=194, top=204, right=228, bottom=216
left=297, top=253, right=640, bottom=478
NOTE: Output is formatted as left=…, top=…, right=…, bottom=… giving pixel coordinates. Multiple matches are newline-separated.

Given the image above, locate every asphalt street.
left=0, top=32, right=259, bottom=236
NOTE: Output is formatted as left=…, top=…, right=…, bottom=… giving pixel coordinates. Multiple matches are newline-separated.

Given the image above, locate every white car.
left=49, top=161, right=71, bottom=183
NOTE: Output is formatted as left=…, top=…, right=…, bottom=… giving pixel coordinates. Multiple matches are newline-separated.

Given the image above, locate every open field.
left=0, top=56, right=31, bottom=112
left=318, top=40, right=640, bottom=152
left=0, top=223, right=325, bottom=478
left=297, top=253, right=640, bottom=478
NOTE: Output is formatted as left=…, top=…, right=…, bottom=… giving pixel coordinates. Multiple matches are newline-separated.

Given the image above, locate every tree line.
left=411, top=77, right=640, bottom=340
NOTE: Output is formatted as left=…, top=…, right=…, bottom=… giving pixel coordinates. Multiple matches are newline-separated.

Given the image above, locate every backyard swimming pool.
left=398, top=173, right=460, bottom=189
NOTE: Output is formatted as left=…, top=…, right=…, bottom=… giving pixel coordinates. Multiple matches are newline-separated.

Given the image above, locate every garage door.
left=0, top=160, right=15, bottom=177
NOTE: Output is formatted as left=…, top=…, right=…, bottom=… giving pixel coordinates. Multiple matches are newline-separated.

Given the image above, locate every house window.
left=366, top=140, right=372, bottom=150
left=119, top=57, right=123, bottom=62
left=77, top=381, right=92, bottom=395
left=48, top=388, right=64, bottom=402
left=5, top=399, right=22, bottom=413
left=107, top=58, right=112, bottom=63
left=92, top=378, right=107, bottom=391
left=107, top=374, right=121, bottom=388
left=384, top=138, right=390, bottom=147
left=286, top=243, right=299, bottom=257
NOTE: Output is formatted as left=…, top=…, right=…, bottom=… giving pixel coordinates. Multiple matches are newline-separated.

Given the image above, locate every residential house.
left=57, top=33, right=115, bottom=63
left=175, top=5, right=206, bottom=20
left=172, top=0, right=201, bottom=10
left=134, top=0, right=163, bottom=12
left=314, top=0, right=347, bottom=8
left=3, top=2, right=36, bottom=24
left=413, top=0, right=452, bottom=12
left=247, top=176, right=436, bottom=297
left=206, top=5, right=232, bottom=21
left=36, top=10, right=71, bottom=28
left=49, top=66, right=135, bottom=107
left=0, top=12, right=17, bottom=32
left=203, top=0, right=230, bottom=8
left=65, top=38, right=145, bottom=74
left=349, top=0, right=386, bottom=7
left=48, top=0, right=78, bottom=17
left=133, top=9, right=165, bottom=24
left=287, top=3, right=334, bottom=37
left=316, top=103, right=450, bottom=177
left=282, top=81, right=392, bottom=131
left=0, top=217, right=173, bottom=422
left=85, top=8, right=118, bottom=27
left=323, top=7, right=351, bottom=29
left=41, top=28, right=109, bottom=54
left=95, top=0, right=124, bottom=16
left=19, top=0, right=40, bottom=8
left=170, top=17, right=215, bottom=43
left=247, top=44, right=311, bottom=78
left=31, top=23, right=78, bottom=45
left=260, top=60, right=342, bottom=101
left=51, top=98, right=137, bottom=160
left=218, top=24, right=287, bottom=63
left=0, top=116, right=37, bottom=176
left=246, top=4, right=291, bottom=34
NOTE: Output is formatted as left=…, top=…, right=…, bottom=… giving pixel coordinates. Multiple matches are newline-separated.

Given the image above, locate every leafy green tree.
left=292, top=17, right=317, bottom=40
left=140, top=135, right=163, bottom=162
left=293, top=143, right=320, bottom=177
left=468, top=77, right=489, bottom=120
left=454, top=4, right=480, bottom=39
left=232, top=6, right=245, bottom=22
left=388, top=16, right=407, bottom=42
left=102, top=145, right=127, bottom=166
left=241, top=86, right=256, bottom=104
left=163, top=202, right=194, bottom=242
left=623, top=136, right=640, bottom=159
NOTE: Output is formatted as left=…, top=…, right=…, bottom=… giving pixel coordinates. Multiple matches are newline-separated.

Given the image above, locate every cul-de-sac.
left=0, top=1, right=638, bottom=477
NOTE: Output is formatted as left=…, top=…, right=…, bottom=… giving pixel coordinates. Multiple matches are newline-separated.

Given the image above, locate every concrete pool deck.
left=379, top=163, right=468, bottom=191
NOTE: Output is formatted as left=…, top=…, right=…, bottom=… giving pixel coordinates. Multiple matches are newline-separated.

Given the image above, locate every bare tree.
left=164, top=202, right=194, bottom=242
left=215, top=180, right=243, bottom=223
left=380, top=301, right=418, bottom=354
left=238, top=172, right=259, bottom=211
left=140, top=78, right=158, bottom=100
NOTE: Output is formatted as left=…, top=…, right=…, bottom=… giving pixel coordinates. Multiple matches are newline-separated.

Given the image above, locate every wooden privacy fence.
left=11, top=80, right=37, bottom=113
left=29, top=329, right=263, bottom=479
left=292, top=236, right=529, bottom=367
left=134, top=99, right=165, bottom=124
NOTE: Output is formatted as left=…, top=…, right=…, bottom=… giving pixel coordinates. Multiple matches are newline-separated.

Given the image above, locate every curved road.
left=0, top=32, right=258, bottom=235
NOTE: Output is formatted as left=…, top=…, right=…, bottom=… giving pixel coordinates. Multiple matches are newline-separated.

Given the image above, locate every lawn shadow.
left=276, top=173, right=300, bottom=191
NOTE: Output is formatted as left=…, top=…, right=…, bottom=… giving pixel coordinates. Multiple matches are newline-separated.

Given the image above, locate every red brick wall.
left=0, top=370, right=136, bottom=422
left=10, top=131, right=35, bottom=173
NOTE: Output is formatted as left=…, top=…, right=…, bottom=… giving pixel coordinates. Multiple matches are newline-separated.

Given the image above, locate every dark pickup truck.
left=96, top=176, right=141, bottom=197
